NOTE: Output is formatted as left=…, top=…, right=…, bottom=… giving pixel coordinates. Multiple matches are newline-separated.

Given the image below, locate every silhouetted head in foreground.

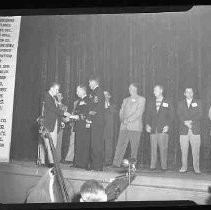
left=80, top=179, right=107, bottom=202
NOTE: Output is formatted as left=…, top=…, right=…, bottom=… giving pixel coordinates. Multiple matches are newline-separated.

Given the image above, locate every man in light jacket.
left=112, top=83, right=145, bottom=168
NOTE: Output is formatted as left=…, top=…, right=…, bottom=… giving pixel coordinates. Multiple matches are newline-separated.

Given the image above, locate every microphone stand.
left=112, top=161, right=135, bottom=201
left=125, top=162, right=131, bottom=201
left=124, top=161, right=136, bottom=201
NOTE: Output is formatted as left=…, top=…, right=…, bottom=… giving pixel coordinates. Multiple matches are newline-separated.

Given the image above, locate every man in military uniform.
left=88, top=75, right=105, bottom=171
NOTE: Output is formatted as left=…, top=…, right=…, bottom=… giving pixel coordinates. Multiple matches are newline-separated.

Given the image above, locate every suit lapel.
left=185, top=98, right=194, bottom=110
left=156, top=97, right=164, bottom=115
left=49, top=93, right=57, bottom=107
left=152, top=99, right=157, bottom=114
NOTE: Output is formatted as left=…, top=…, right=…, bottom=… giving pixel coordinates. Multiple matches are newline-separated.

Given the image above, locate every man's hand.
left=64, top=111, right=71, bottom=118
left=71, top=115, right=79, bottom=120
left=86, top=119, right=92, bottom=124
left=146, top=124, right=152, bottom=133
left=89, top=111, right=96, bottom=115
left=162, top=126, right=169, bottom=133
left=64, top=112, right=79, bottom=120
left=63, top=117, right=70, bottom=123
left=184, top=120, right=192, bottom=129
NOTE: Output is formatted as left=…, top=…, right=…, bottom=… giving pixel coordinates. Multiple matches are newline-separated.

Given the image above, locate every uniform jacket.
left=177, top=99, right=202, bottom=135
left=88, top=86, right=105, bottom=123
left=145, top=97, right=174, bottom=134
left=119, top=95, right=146, bottom=132
left=43, top=92, right=64, bottom=132
left=75, top=96, right=90, bottom=128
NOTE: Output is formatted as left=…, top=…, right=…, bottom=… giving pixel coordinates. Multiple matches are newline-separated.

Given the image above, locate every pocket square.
left=162, top=102, right=168, bottom=107
left=191, top=103, right=197, bottom=107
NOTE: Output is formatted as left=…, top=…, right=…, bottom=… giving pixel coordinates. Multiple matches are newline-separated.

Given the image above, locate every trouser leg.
left=104, top=137, right=114, bottom=165
left=113, top=130, right=129, bottom=167
left=157, top=133, right=169, bottom=170
left=179, top=135, right=189, bottom=170
left=65, top=130, right=75, bottom=162
left=44, top=121, right=58, bottom=164
left=190, top=133, right=201, bottom=173
left=150, top=134, right=158, bottom=169
left=37, top=139, right=45, bottom=164
left=129, top=131, right=141, bottom=163
left=90, top=122, right=104, bottom=171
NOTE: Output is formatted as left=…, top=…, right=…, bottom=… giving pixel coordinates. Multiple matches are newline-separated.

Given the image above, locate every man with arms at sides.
left=103, top=90, right=117, bottom=167
left=88, top=75, right=105, bottom=171
left=80, top=179, right=107, bottom=202
left=177, top=87, right=202, bottom=174
left=43, top=82, right=73, bottom=167
left=112, top=83, right=145, bottom=168
left=145, top=84, right=174, bottom=171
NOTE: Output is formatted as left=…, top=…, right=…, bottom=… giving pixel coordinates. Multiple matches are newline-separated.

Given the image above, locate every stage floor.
left=4, top=160, right=211, bottom=180
left=1, top=160, right=211, bottom=204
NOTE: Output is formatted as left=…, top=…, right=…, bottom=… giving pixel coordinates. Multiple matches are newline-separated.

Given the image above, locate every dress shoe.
left=104, top=162, right=112, bottom=167
left=150, top=168, right=156, bottom=171
left=194, top=170, right=201, bottom=175
left=48, top=163, right=55, bottom=168
left=110, top=164, right=120, bottom=169
left=69, top=162, right=74, bottom=167
left=179, top=168, right=187, bottom=173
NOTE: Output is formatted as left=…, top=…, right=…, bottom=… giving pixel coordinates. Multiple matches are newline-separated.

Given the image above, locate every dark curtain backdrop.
left=10, top=6, right=211, bottom=171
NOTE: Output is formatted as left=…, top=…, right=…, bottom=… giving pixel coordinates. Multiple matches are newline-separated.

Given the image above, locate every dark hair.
left=80, top=179, right=105, bottom=202
left=130, top=82, right=139, bottom=89
left=154, top=84, right=164, bottom=91
left=49, top=81, right=60, bottom=90
left=78, top=84, right=87, bottom=92
left=89, top=75, right=100, bottom=84
left=184, top=86, right=194, bottom=93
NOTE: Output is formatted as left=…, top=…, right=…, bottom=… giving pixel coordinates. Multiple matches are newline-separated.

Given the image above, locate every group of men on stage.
left=39, top=75, right=205, bottom=174
left=145, top=85, right=202, bottom=174
left=40, top=76, right=107, bottom=171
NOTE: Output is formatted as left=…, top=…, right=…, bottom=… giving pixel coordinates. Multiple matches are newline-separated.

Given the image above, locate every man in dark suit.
left=146, top=85, right=174, bottom=171
left=88, top=76, right=105, bottom=171
left=177, top=87, right=202, bottom=174
left=42, top=82, right=72, bottom=167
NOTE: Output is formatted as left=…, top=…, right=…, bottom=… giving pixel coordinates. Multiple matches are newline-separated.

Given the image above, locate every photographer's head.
left=80, top=179, right=107, bottom=202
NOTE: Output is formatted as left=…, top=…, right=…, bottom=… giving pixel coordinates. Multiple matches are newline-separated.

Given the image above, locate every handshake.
left=63, top=111, right=79, bottom=120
